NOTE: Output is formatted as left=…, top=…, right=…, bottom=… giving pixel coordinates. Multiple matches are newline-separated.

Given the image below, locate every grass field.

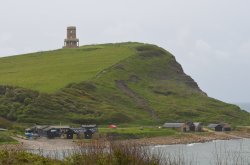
left=99, top=127, right=177, bottom=139
left=0, top=131, right=17, bottom=144
left=0, top=43, right=140, bottom=93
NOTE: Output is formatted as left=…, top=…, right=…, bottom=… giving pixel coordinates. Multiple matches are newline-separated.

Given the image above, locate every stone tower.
left=63, top=26, right=79, bottom=48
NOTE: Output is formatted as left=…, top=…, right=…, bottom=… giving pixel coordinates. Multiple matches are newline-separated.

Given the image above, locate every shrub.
left=0, top=144, right=62, bottom=164
left=66, top=140, right=161, bottom=165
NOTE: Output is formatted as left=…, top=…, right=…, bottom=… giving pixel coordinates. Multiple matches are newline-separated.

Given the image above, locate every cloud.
left=215, top=50, right=230, bottom=60
left=194, top=40, right=211, bottom=52
left=103, top=22, right=142, bottom=40
left=0, top=47, right=17, bottom=57
left=0, top=33, right=12, bottom=44
left=238, top=41, right=250, bottom=55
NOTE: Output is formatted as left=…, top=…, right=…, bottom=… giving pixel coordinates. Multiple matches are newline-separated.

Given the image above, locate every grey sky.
left=0, top=0, right=250, bottom=103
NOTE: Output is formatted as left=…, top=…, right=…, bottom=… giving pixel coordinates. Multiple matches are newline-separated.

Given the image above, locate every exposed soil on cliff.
left=116, top=80, right=158, bottom=119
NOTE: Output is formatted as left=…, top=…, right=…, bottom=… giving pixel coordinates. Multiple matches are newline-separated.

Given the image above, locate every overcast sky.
left=0, top=0, right=250, bottom=103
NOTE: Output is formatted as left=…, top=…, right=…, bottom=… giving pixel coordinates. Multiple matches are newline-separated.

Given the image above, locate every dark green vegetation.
left=66, top=141, right=162, bottom=165
left=0, top=141, right=163, bottom=165
left=0, top=131, right=16, bottom=144
left=0, top=150, right=61, bottom=165
left=0, top=42, right=249, bottom=126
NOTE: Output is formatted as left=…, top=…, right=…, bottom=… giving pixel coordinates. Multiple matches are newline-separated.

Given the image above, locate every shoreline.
left=120, top=131, right=249, bottom=146
left=2, top=131, right=250, bottom=151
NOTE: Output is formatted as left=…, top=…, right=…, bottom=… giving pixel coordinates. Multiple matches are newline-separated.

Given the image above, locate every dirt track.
left=13, top=137, right=77, bottom=151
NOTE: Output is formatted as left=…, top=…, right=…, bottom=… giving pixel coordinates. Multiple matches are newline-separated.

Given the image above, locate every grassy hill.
left=0, top=42, right=249, bottom=126
left=0, top=43, right=139, bottom=93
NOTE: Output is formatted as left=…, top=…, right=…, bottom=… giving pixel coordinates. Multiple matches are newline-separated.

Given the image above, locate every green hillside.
left=0, top=43, right=249, bottom=126
left=0, top=43, right=139, bottom=93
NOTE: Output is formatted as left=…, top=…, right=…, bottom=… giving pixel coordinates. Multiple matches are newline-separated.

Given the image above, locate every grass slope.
left=0, top=131, right=17, bottom=144
left=0, top=43, right=249, bottom=126
left=0, top=43, right=138, bottom=93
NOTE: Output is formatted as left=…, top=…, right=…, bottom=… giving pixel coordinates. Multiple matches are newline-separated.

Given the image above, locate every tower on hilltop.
left=63, top=26, right=79, bottom=48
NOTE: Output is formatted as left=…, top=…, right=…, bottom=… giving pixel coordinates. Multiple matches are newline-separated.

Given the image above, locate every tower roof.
left=67, top=26, right=76, bottom=29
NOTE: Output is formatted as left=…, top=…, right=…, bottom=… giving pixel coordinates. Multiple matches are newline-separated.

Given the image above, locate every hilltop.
left=0, top=43, right=139, bottom=93
left=0, top=42, right=249, bottom=126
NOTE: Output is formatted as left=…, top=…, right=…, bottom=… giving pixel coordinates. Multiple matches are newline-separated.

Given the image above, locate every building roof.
left=49, top=125, right=70, bottom=129
left=222, top=123, right=231, bottom=128
left=67, top=26, right=76, bottom=29
left=194, top=122, right=202, bottom=127
left=81, top=124, right=97, bottom=128
left=208, top=124, right=221, bottom=128
left=163, top=123, right=184, bottom=128
left=71, top=127, right=98, bottom=134
left=42, top=127, right=53, bottom=131
left=32, top=125, right=49, bottom=130
left=43, top=125, right=70, bottom=131
left=208, top=123, right=231, bottom=128
left=0, top=128, right=7, bottom=131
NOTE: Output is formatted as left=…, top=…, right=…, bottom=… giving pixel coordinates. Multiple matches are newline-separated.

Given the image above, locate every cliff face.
left=0, top=43, right=249, bottom=125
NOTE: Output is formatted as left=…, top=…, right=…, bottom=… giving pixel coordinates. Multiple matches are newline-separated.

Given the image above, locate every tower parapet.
left=63, top=26, right=79, bottom=48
